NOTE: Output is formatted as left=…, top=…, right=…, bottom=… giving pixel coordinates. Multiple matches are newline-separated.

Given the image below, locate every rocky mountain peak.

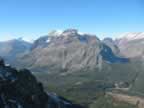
left=48, top=30, right=62, bottom=37
left=62, top=29, right=78, bottom=36
left=31, top=29, right=100, bottom=50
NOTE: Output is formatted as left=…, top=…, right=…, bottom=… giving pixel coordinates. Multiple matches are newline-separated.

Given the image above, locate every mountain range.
left=2, top=31, right=143, bottom=66
left=1, top=29, right=131, bottom=71
left=1, top=30, right=143, bottom=64
left=0, top=29, right=144, bottom=108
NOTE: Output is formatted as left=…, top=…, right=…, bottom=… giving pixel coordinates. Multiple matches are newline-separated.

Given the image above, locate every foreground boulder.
left=0, top=58, right=84, bottom=108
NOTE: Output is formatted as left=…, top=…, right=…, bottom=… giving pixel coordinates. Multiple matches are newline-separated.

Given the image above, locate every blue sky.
left=0, top=0, right=144, bottom=41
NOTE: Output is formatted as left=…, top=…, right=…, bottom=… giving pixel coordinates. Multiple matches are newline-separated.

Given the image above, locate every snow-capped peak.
left=117, top=32, right=144, bottom=41
left=62, top=29, right=78, bottom=36
left=48, top=30, right=62, bottom=37
left=46, top=38, right=51, bottom=43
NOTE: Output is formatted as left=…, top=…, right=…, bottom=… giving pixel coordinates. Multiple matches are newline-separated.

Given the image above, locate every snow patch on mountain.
left=48, top=30, right=63, bottom=37
left=116, top=32, right=144, bottom=41
left=46, top=38, right=51, bottom=43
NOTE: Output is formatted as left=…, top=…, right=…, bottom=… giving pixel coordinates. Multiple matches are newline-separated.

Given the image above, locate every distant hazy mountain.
left=116, top=32, right=144, bottom=58
left=0, top=38, right=32, bottom=64
left=14, top=29, right=128, bottom=72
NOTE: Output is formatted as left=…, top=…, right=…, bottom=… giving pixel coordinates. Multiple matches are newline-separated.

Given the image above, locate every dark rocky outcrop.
left=0, top=58, right=84, bottom=108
